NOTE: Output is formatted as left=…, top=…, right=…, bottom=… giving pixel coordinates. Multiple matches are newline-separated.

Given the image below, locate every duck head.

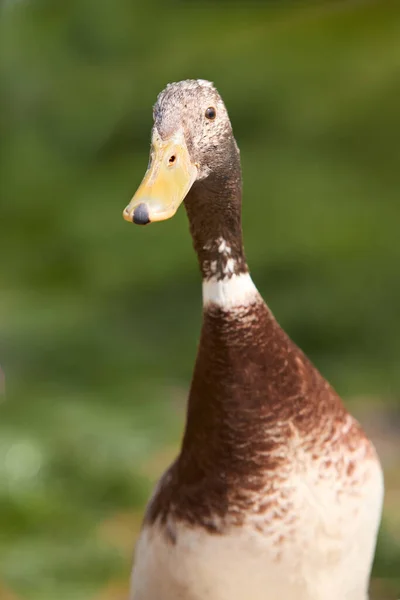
left=123, top=79, right=239, bottom=225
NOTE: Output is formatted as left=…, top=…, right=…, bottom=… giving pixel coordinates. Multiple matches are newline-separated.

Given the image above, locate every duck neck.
left=178, top=152, right=276, bottom=481
left=184, top=149, right=248, bottom=281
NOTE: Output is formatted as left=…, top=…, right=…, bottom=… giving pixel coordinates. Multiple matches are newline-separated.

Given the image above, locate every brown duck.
left=123, top=80, right=383, bottom=600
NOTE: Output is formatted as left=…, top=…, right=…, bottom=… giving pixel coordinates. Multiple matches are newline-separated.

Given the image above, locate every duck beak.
left=123, top=128, right=198, bottom=225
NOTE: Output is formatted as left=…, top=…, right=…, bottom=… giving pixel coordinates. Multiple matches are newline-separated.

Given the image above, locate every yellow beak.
left=123, top=128, right=198, bottom=225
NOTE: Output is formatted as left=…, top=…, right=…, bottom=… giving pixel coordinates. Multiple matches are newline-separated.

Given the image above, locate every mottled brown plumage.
left=145, top=299, right=375, bottom=535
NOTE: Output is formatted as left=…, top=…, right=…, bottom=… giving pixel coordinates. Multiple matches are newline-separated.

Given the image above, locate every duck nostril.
left=169, top=155, right=176, bottom=164
left=133, top=203, right=150, bottom=225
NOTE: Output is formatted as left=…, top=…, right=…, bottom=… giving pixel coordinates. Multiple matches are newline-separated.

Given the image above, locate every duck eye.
left=205, top=107, right=216, bottom=120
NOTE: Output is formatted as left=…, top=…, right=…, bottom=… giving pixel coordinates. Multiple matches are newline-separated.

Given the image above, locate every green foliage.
left=0, top=0, right=399, bottom=597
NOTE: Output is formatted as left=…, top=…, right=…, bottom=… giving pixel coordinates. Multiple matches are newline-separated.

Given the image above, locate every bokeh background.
left=0, top=0, right=399, bottom=598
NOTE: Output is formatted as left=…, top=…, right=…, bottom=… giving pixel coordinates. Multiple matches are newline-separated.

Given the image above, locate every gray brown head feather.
left=153, top=79, right=238, bottom=182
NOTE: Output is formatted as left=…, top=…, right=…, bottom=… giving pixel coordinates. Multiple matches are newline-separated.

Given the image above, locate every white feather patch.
left=202, top=272, right=260, bottom=309
left=196, top=79, right=214, bottom=88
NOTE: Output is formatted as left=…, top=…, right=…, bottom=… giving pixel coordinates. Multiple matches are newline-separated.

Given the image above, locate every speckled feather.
left=145, top=301, right=379, bottom=531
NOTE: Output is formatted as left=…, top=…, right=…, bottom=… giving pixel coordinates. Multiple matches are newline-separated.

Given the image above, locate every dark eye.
left=205, top=106, right=216, bottom=120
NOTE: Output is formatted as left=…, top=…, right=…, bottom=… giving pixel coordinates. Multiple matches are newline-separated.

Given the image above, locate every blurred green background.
left=0, top=0, right=399, bottom=598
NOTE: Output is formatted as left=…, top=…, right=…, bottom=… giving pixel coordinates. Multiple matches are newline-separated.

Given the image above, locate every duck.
left=122, top=79, right=383, bottom=600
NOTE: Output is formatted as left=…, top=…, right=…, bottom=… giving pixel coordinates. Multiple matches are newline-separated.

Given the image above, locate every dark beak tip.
left=133, top=203, right=150, bottom=226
